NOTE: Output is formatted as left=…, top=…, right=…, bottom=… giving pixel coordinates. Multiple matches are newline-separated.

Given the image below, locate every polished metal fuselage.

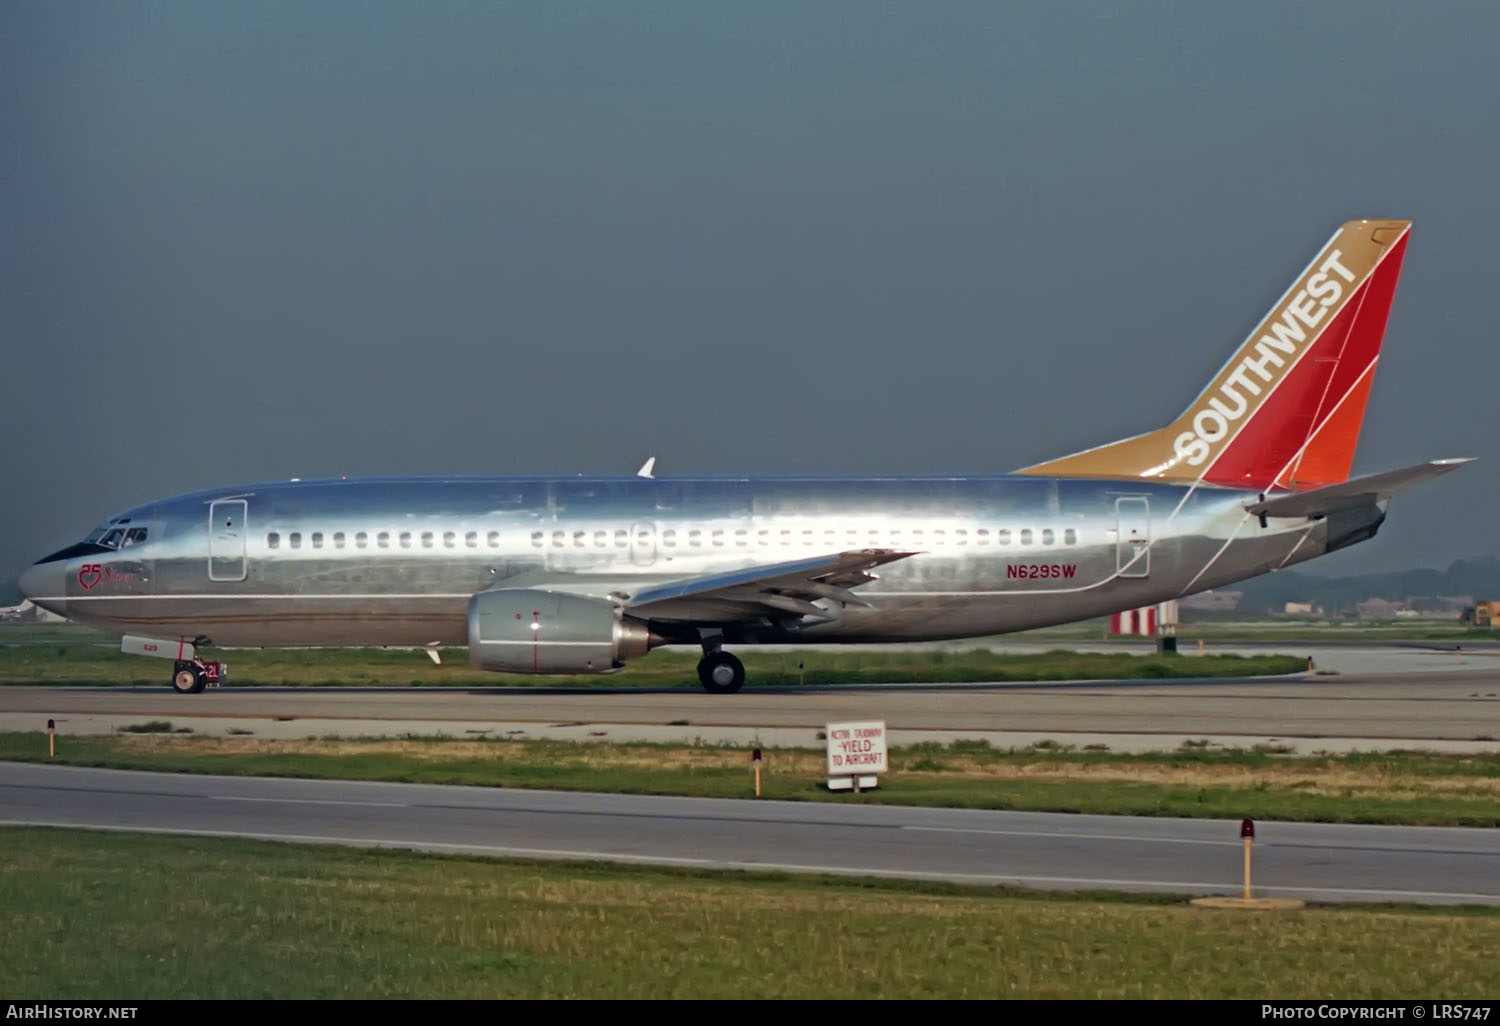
left=25, top=475, right=1382, bottom=650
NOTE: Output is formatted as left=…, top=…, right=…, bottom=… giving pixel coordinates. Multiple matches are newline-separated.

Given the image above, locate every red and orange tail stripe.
left=1018, top=220, right=1411, bottom=492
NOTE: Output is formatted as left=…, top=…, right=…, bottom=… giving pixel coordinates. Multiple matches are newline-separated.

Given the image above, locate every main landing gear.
left=697, top=649, right=745, bottom=694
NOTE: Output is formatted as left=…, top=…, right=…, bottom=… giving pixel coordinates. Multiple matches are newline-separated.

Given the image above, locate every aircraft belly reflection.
left=17, top=219, right=1470, bottom=693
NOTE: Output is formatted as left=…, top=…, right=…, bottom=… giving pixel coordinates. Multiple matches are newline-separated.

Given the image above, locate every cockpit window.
left=36, top=521, right=147, bottom=564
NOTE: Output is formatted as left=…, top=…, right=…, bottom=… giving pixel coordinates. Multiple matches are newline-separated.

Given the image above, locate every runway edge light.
left=1241, top=819, right=1255, bottom=899
left=1189, top=819, right=1303, bottom=910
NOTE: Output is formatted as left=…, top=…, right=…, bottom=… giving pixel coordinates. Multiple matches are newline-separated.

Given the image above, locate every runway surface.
left=3, top=762, right=1496, bottom=905
left=3, top=656, right=1498, bottom=753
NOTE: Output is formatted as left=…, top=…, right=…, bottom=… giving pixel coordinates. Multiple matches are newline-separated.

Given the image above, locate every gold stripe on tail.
left=1017, top=219, right=1410, bottom=490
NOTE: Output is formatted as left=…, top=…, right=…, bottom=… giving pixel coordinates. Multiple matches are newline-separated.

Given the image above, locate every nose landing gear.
left=170, top=657, right=224, bottom=694
left=172, top=661, right=206, bottom=694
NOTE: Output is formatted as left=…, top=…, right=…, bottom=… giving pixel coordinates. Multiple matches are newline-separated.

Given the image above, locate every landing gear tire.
left=697, top=651, right=745, bottom=694
left=172, top=662, right=206, bottom=695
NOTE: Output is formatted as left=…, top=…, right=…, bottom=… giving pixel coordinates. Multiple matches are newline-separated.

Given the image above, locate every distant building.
left=1179, top=590, right=1242, bottom=612
left=1410, top=595, right=1474, bottom=615
left=1283, top=601, right=1317, bottom=616
left=1460, top=601, right=1500, bottom=627
left=0, top=600, right=66, bottom=624
left=1357, top=597, right=1408, bottom=619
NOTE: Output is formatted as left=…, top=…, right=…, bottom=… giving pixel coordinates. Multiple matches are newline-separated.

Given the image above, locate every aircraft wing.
left=1246, top=458, right=1474, bottom=519
left=625, top=549, right=917, bottom=623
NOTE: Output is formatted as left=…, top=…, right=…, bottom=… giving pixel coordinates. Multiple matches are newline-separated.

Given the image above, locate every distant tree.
left=1229, top=554, right=1500, bottom=615
left=1444, top=556, right=1500, bottom=597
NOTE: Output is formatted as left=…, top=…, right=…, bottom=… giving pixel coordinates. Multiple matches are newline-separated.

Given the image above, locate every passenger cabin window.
left=954, top=529, right=967, bottom=545
left=377, top=532, right=390, bottom=548
left=1020, top=529, right=1033, bottom=545
left=552, top=531, right=565, bottom=548
left=421, top=532, right=434, bottom=548
left=289, top=532, right=302, bottom=549
left=311, top=532, right=323, bottom=549
left=663, top=530, right=677, bottom=546
left=465, top=531, right=477, bottom=548
left=594, top=530, right=607, bottom=547
left=267, top=532, right=280, bottom=549
left=1064, top=528, right=1078, bottom=545
left=997, top=529, right=1011, bottom=545
left=689, top=530, right=702, bottom=547
left=615, top=529, right=629, bottom=548
left=333, top=532, right=345, bottom=549
left=531, top=532, right=544, bottom=548
left=1041, top=529, right=1054, bottom=545
left=443, top=531, right=455, bottom=548
left=355, top=532, right=368, bottom=549
left=976, top=529, right=990, bottom=544
left=574, top=531, right=587, bottom=548
left=399, top=532, right=411, bottom=548
left=487, top=531, right=500, bottom=548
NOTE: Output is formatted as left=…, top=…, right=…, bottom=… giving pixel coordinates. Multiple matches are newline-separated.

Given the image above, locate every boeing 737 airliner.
left=19, top=219, right=1470, bottom=692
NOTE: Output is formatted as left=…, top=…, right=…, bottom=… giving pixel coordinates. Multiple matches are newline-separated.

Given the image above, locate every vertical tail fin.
left=1019, top=219, right=1411, bottom=490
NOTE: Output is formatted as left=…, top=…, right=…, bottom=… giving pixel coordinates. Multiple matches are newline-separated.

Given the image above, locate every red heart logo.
left=77, top=564, right=101, bottom=591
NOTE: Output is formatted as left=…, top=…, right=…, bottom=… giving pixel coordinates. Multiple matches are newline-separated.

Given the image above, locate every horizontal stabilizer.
left=1245, top=459, right=1474, bottom=519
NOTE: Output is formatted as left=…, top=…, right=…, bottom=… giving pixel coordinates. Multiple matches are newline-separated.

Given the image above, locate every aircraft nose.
left=18, top=562, right=53, bottom=603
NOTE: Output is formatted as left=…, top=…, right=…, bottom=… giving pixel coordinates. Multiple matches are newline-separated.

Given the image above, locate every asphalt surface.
left=2, top=762, right=1496, bottom=905
left=4, top=669, right=1499, bottom=754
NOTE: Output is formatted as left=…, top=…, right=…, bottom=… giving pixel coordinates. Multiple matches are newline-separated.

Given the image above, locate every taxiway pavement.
left=2, top=762, right=1495, bottom=905
left=2, top=644, right=1496, bottom=753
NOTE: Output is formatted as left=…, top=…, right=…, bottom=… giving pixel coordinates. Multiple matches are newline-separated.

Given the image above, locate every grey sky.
left=2, top=1, right=1494, bottom=583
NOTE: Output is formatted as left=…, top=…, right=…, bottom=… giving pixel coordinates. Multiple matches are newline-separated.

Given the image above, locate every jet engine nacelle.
left=467, top=589, right=656, bottom=674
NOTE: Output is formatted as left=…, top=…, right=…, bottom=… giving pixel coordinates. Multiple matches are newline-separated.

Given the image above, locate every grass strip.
left=0, top=644, right=1307, bottom=687
left=1, top=827, right=1496, bottom=998
left=5, top=733, right=1499, bottom=826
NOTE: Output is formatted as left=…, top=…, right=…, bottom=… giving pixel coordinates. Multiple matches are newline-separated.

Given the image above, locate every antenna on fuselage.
left=636, top=456, right=656, bottom=479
